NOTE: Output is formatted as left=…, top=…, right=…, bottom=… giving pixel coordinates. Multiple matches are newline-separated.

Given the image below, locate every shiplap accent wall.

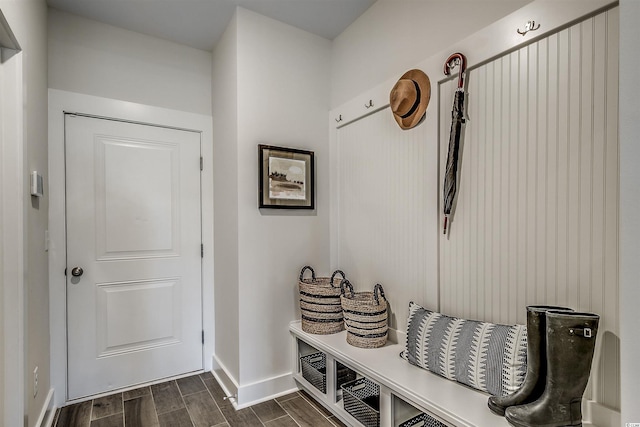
left=439, top=8, right=619, bottom=409
left=335, top=5, right=619, bottom=414
left=336, top=111, right=434, bottom=331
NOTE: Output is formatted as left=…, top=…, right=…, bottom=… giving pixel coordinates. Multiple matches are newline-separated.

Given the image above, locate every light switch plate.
left=30, top=171, right=43, bottom=197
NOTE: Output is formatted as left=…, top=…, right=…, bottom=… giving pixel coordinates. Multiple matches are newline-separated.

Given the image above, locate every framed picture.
left=258, top=144, right=314, bottom=209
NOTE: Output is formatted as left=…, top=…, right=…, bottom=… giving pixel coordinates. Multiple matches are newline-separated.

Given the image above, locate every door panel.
left=96, top=136, right=178, bottom=258
left=96, top=278, right=181, bottom=356
left=66, top=115, right=202, bottom=400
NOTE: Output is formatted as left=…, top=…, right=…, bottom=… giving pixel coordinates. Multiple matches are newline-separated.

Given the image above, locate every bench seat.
left=290, top=320, right=511, bottom=427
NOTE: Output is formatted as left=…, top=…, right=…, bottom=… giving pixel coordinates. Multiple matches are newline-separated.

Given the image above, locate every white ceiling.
left=46, top=0, right=377, bottom=52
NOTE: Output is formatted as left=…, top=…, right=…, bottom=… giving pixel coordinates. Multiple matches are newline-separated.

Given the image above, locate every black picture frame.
left=258, top=144, right=315, bottom=209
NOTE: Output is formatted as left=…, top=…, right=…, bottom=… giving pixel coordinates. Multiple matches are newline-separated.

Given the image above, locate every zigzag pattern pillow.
left=400, top=302, right=527, bottom=397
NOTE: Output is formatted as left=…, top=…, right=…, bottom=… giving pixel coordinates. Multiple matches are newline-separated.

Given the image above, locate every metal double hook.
left=443, top=52, right=467, bottom=89
left=517, top=20, right=541, bottom=36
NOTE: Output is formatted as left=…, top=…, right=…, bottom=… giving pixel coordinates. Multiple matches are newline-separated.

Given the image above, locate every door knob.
left=71, top=267, right=84, bottom=277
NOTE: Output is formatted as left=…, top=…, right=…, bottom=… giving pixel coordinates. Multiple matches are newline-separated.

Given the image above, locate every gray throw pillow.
left=400, top=301, right=527, bottom=397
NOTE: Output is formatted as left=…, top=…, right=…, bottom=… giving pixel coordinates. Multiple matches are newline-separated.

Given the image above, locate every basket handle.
left=340, top=279, right=354, bottom=298
left=374, top=283, right=386, bottom=305
left=351, top=383, right=367, bottom=392
left=299, top=266, right=316, bottom=281
left=330, top=270, right=346, bottom=288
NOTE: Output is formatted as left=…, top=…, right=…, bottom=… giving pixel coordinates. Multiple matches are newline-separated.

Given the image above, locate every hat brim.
left=392, top=69, right=431, bottom=130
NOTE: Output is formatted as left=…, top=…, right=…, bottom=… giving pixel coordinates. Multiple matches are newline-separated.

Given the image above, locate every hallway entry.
left=65, top=115, right=203, bottom=399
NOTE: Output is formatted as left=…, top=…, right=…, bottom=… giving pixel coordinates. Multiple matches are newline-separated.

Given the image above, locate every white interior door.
left=65, top=114, right=203, bottom=400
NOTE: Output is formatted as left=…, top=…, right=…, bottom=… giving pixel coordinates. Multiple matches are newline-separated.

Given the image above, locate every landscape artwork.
left=268, top=156, right=306, bottom=200
left=258, top=144, right=314, bottom=209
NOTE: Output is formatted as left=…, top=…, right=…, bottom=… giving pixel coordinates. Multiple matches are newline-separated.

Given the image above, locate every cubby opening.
left=393, top=395, right=450, bottom=427
left=297, top=339, right=327, bottom=394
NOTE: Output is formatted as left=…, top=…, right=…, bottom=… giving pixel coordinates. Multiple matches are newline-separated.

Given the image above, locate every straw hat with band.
left=389, top=69, right=431, bottom=130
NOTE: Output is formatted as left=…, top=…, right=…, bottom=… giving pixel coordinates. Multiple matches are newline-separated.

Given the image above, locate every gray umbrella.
left=443, top=52, right=467, bottom=234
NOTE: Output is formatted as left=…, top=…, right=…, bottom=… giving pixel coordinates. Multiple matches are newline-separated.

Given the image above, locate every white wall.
left=212, top=7, right=331, bottom=406
left=330, top=0, right=532, bottom=108
left=23, top=5, right=50, bottom=423
left=212, top=12, right=240, bottom=383
left=0, top=17, right=24, bottom=427
left=0, top=0, right=50, bottom=426
left=48, top=8, right=212, bottom=115
left=619, top=0, right=640, bottom=423
left=235, top=6, right=331, bottom=388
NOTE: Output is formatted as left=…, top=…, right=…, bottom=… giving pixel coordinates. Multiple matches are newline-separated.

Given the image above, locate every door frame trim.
left=48, top=89, right=214, bottom=406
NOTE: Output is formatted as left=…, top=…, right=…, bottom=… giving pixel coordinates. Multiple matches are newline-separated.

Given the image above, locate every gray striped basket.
left=340, top=280, right=388, bottom=348
left=298, top=266, right=346, bottom=334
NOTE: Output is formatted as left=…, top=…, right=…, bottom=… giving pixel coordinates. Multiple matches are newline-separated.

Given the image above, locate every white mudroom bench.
left=290, top=320, right=511, bottom=427
left=289, top=320, right=607, bottom=427
left=290, top=321, right=604, bottom=427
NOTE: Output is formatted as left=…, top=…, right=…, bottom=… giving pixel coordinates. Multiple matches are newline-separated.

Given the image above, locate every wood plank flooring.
left=53, top=372, right=347, bottom=427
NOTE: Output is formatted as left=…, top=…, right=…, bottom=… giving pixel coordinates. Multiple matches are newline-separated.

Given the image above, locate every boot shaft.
left=545, top=310, right=599, bottom=399
left=524, top=306, right=574, bottom=373
left=525, top=305, right=573, bottom=350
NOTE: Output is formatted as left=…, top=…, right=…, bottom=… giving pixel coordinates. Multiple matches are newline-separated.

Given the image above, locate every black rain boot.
left=488, top=305, right=573, bottom=416
left=505, top=310, right=599, bottom=427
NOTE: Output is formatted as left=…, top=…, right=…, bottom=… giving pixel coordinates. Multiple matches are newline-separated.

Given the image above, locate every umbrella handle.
left=444, top=52, right=467, bottom=89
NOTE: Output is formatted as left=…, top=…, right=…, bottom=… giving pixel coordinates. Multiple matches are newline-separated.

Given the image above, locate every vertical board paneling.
left=557, top=27, right=570, bottom=306
left=567, top=22, right=581, bottom=310
left=336, top=110, right=429, bottom=331
left=508, top=50, right=520, bottom=323
left=602, top=9, right=620, bottom=410
left=546, top=33, right=560, bottom=307
left=439, top=9, right=619, bottom=410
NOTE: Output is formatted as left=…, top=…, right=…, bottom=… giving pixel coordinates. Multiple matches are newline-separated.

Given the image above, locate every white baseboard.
left=584, top=399, right=620, bottom=427
left=35, top=389, right=56, bottom=427
left=211, top=354, right=297, bottom=410
left=211, top=354, right=239, bottom=405
left=235, top=373, right=297, bottom=410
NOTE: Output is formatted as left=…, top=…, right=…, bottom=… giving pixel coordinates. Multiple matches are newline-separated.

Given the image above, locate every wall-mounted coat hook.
left=517, top=20, right=540, bottom=36
left=335, top=114, right=343, bottom=123
left=364, top=100, right=374, bottom=109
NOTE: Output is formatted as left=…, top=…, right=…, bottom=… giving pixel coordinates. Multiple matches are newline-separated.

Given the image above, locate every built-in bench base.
left=290, top=320, right=601, bottom=427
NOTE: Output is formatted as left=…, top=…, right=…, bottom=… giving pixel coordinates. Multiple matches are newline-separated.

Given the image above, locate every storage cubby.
left=342, top=377, right=381, bottom=427
left=296, top=339, right=327, bottom=394
left=335, top=361, right=357, bottom=403
left=300, top=352, right=327, bottom=393
left=393, top=395, right=450, bottom=427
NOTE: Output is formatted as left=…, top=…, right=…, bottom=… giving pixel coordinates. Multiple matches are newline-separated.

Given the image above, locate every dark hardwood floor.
left=53, top=372, right=347, bottom=427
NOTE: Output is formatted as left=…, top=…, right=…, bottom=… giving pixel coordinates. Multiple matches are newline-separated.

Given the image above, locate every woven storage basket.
left=340, top=280, right=388, bottom=348
left=341, top=377, right=380, bottom=427
left=300, top=352, right=327, bottom=393
left=298, top=266, right=346, bottom=334
left=399, top=412, right=448, bottom=427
